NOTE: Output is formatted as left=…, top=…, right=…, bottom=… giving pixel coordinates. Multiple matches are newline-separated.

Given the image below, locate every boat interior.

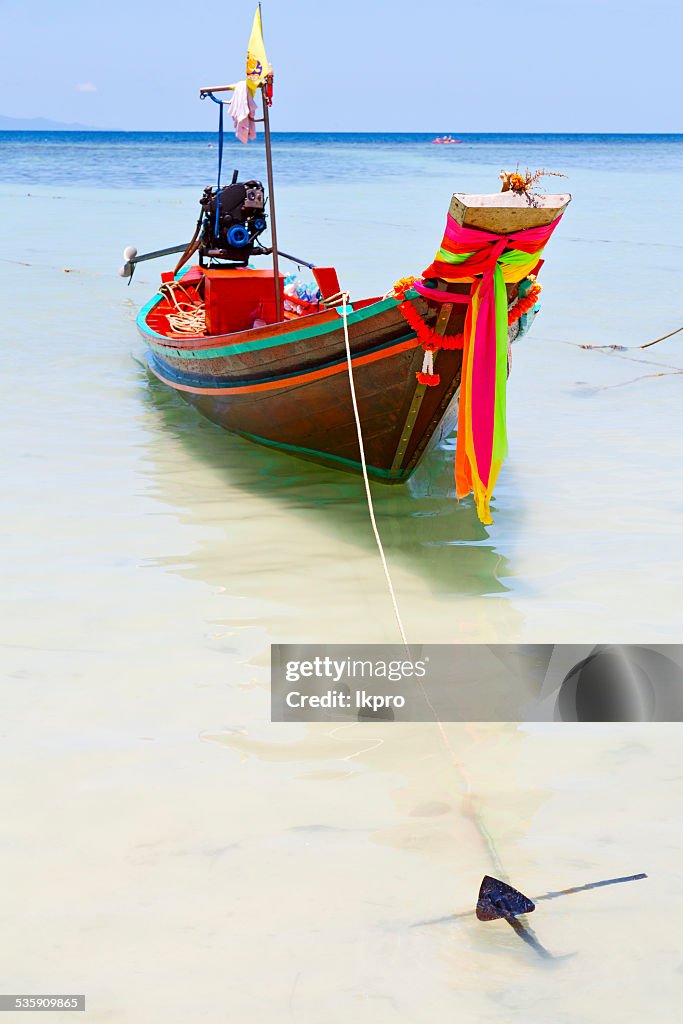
left=145, top=264, right=380, bottom=340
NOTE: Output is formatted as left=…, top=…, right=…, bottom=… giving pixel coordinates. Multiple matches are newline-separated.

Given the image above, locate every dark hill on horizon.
left=0, top=114, right=97, bottom=130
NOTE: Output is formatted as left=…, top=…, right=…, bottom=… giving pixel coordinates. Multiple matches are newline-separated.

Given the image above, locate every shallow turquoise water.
left=1, top=133, right=682, bottom=1022
left=3, top=132, right=682, bottom=635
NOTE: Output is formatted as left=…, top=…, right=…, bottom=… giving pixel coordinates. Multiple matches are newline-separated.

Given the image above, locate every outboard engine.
left=199, top=174, right=268, bottom=264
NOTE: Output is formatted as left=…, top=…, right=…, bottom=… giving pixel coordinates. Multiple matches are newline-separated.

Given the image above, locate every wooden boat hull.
left=140, top=288, right=463, bottom=481
left=136, top=191, right=570, bottom=486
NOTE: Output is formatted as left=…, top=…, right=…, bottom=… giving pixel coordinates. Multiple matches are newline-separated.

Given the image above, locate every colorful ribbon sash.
left=414, top=213, right=563, bottom=524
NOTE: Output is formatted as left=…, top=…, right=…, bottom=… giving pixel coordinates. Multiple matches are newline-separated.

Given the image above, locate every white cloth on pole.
left=228, top=81, right=256, bottom=144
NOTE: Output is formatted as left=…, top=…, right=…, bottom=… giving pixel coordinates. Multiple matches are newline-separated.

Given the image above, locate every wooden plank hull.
left=140, top=289, right=463, bottom=481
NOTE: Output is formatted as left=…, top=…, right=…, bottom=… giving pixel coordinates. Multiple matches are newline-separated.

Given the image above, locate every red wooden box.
left=203, top=268, right=285, bottom=336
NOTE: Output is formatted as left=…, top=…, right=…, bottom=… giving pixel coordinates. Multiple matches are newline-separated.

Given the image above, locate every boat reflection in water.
left=138, top=368, right=521, bottom=609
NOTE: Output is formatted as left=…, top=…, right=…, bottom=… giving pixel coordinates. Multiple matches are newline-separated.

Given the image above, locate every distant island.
left=0, top=114, right=97, bottom=131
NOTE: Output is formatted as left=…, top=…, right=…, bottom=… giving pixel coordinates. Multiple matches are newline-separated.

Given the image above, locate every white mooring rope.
left=340, top=293, right=409, bottom=648
left=339, top=295, right=519, bottom=875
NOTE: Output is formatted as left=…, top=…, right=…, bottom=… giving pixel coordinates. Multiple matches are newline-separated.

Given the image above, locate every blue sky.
left=1, top=0, right=681, bottom=132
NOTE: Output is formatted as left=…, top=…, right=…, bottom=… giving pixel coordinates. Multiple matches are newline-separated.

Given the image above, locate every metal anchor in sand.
left=417, top=871, right=648, bottom=960
left=475, top=874, right=552, bottom=959
left=477, top=872, right=647, bottom=959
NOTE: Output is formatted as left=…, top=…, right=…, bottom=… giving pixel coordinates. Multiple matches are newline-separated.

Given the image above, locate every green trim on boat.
left=235, top=430, right=410, bottom=480
left=137, top=276, right=419, bottom=360
left=143, top=295, right=402, bottom=359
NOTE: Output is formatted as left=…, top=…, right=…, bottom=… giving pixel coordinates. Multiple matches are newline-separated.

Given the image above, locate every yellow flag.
left=246, top=6, right=270, bottom=95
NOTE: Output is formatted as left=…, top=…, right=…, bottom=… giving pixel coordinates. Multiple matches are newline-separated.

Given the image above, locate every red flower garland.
left=391, top=274, right=540, bottom=388
left=416, top=371, right=440, bottom=386
left=394, top=296, right=464, bottom=387
left=397, top=299, right=464, bottom=352
left=508, top=281, right=542, bottom=325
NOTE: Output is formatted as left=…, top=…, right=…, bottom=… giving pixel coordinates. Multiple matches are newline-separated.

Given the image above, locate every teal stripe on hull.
left=146, top=329, right=419, bottom=391
left=225, top=427, right=410, bottom=481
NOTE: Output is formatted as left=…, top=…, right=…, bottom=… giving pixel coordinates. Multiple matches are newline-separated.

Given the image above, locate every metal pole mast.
left=260, top=80, right=282, bottom=321
left=259, top=1, right=281, bottom=321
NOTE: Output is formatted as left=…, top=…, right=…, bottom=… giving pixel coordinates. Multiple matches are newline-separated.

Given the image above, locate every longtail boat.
left=123, top=8, right=570, bottom=524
